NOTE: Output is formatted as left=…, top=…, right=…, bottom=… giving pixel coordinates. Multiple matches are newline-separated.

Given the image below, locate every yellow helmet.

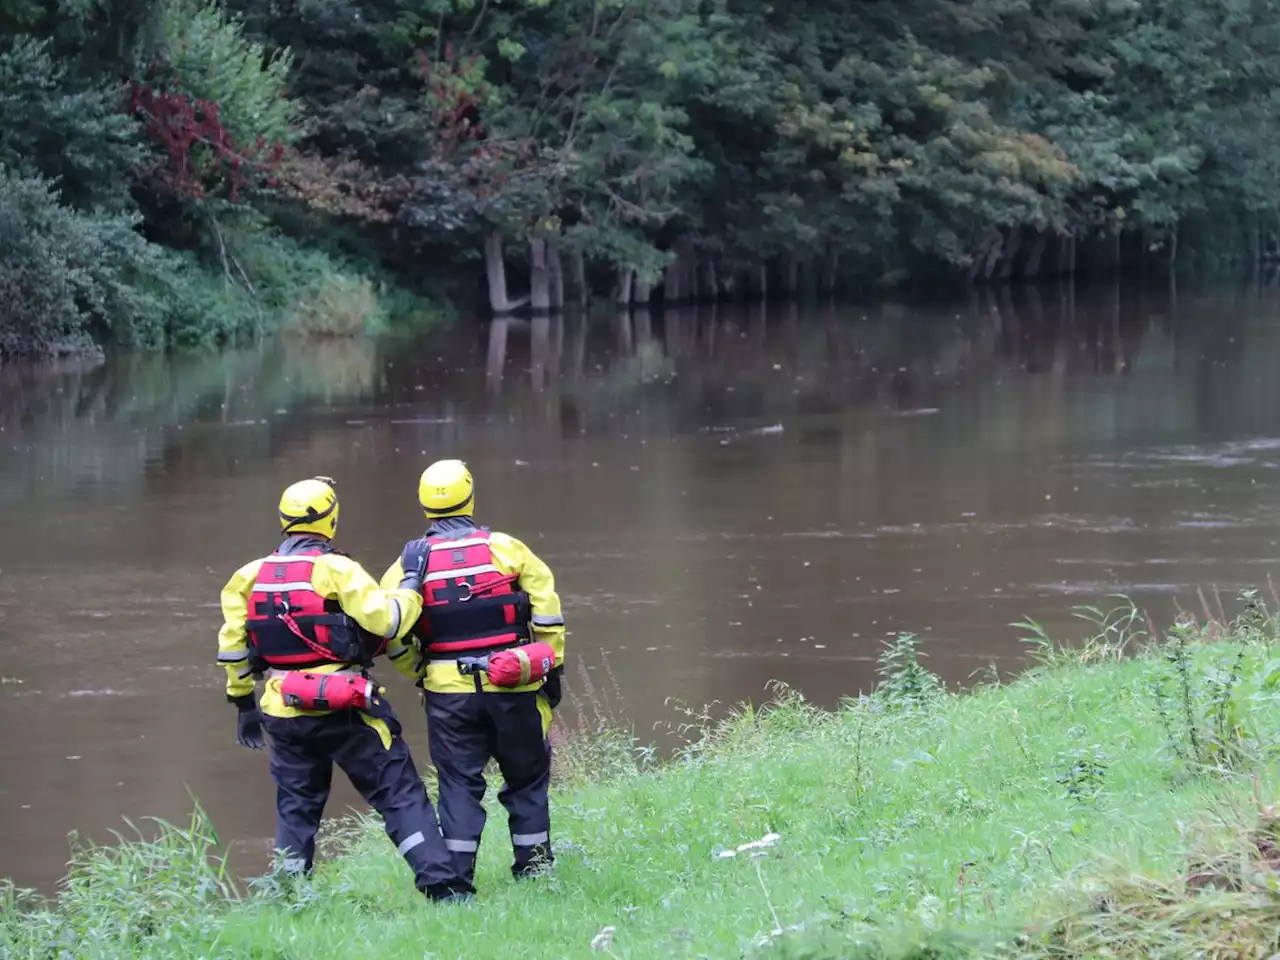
left=279, top=476, right=340, bottom=537
left=418, top=459, right=474, bottom=518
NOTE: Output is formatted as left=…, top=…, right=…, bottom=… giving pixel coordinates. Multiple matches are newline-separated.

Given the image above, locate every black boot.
left=425, top=881, right=476, bottom=903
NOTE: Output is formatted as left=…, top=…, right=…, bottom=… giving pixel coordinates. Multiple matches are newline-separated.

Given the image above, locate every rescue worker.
left=380, top=459, right=565, bottom=889
left=215, top=476, right=473, bottom=902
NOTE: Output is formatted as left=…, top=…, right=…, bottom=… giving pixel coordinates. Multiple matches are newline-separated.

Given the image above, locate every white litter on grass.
left=752, top=923, right=805, bottom=947
left=590, top=925, right=617, bottom=952
left=713, top=831, right=780, bottom=859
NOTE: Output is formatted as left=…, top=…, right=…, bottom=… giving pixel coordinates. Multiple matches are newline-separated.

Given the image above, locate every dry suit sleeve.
left=376, top=559, right=422, bottom=681
left=494, top=534, right=565, bottom=666
left=377, top=560, right=405, bottom=592
left=217, top=559, right=263, bottom=701
left=317, top=554, right=423, bottom=647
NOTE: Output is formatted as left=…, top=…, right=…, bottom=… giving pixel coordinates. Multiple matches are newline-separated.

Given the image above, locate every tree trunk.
left=998, top=227, right=1023, bottom=281
left=683, top=241, right=699, bottom=301
left=982, top=232, right=1005, bottom=280
left=663, top=257, right=682, bottom=304
left=485, top=232, right=510, bottom=313
left=705, top=260, right=719, bottom=301
left=634, top=305, right=652, bottom=345
left=1058, top=235, right=1077, bottom=275
left=1168, top=223, right=1178, bottom=274
left=751, top=296, right=768, bottom=346
left=719, top=269, right=736, bottom=300
left=1024, top=231, right=1048, bottom=279
left=548, top=239, right=565, bottom=310
left=757, top=265, right=768, bottom=300
left=822, top=247, right=838, bottom=294
left=529, top=237, right=551, bottom=314
left=785, top=256, right=799, bottom=295
left=665, top=239, right=697, bottom=304
left=572, top=249, right=588, bottom=307
left=968, top=247, right=987, bottom=283
left=634, top=276, right=651, bottom=307
left=613, top=311, right=633, bottom=355
left=616, top=268, right=634, bottom=306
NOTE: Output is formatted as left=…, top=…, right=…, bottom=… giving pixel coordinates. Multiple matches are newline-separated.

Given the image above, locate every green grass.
left=6, top=597, right=1280, bottom=959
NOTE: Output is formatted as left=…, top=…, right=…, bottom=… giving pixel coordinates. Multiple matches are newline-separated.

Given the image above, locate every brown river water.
left=4, top=278, right=1280, bottom=891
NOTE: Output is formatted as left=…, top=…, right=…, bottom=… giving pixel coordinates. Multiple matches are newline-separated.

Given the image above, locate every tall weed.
left=0, top=807, right=236, bottom=957
left=874, top=633, right=944, bottom=710
left=1146, top=614, right=1255, bottom=775
left=1015, top=596, right=1148, bottom=670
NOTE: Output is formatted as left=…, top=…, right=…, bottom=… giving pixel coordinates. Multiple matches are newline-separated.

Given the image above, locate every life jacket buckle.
left=456, top=580, right=473, bottom=602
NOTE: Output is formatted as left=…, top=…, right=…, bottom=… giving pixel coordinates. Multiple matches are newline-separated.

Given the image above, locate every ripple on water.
left=62, top=689, right=132, bottom=698
left=1033, top=582, right=1202, bottom=596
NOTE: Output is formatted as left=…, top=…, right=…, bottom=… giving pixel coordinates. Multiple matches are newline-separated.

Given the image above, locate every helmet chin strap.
left=280, top=496, right=337, bottom=534
left=423, top=489, right=474, bottom=517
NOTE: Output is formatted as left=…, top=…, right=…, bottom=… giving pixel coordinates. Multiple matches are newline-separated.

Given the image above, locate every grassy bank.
left=6, top=600, right=1280, bottom=959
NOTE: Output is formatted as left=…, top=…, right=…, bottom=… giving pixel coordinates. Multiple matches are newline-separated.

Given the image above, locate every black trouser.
left=426, top=691, right=553, bottom=884
left=261, top=697, right=468, bottom=897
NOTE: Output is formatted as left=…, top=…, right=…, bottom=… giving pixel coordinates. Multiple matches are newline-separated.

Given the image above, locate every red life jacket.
left=245, top=537, right=387, bottom=670
left=415, top=529, right=532, bottom=658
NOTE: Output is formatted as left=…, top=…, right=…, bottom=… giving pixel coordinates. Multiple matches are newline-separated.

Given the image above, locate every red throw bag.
left=485, top=642, right=558, bottom=688
left=280, top=671, right=375, bottom=711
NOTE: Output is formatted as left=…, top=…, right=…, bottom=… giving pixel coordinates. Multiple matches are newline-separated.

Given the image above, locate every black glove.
left=399, top=538, right=429, bottom=592
left=232, top=695, right=265, bottom=750
left=543, top=665, right=563, bottom=710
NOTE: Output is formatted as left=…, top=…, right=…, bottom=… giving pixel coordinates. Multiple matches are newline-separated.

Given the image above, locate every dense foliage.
left=3, top=0, right=1280, bottom=355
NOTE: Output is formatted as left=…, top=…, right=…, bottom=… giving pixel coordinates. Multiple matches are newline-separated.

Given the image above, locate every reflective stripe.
left=397, top=831, right=425, bottom=855
left=388, top=644, right=409, bottom=660
left=237, top=664, right=255, bottom=679
left=281, top=857, right=307, bottom=873
left=424, top=564, right=499, bottom=583
left=428, top=537, right=491, bottom=551
left=512, top=831, right=549, bottom=846
left=253, top=582, right=315, bottom=593
left=217, top=651, right=249, bottom=663
left=264, top=555, right=318, bottom=564
left=531, top=614, right=564, bottom=627
left=444, top=838, right=478, bottom=853
left=383, top=598, right=402, bottom=639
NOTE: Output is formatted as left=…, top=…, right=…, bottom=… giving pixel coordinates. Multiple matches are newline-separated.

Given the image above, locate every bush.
left=0, top=168, right=442, bottom=358
left=152, top=0, right=297, bottom=149
left=0, top=165, right=282, bottom=355
left=0, top=36, right=144, bottom=212
left=219, top=224, right=391, bottom=338
left=0, top=167, right=161, bottom=356
left=285, top=273, right=381, bottom=337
